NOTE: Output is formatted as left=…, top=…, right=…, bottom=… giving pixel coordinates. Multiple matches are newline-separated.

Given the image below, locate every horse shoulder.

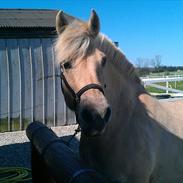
left=139, top=94, right=183, bottom=138
left=160, top=99, right=183, bottom=121
left=141, top=97, right=183, bottom=182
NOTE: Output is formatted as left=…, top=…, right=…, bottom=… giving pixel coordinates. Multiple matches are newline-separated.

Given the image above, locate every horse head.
left=55, top=10, right=111, bottom=136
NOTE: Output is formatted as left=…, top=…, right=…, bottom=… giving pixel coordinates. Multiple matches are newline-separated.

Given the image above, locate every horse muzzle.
left=76, top=104, right=111, bottom=137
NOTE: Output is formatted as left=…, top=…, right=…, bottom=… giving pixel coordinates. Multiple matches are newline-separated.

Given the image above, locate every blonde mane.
left=55, top=20, right=140, bottom=83
left=96, top=34, right=140, bottom=82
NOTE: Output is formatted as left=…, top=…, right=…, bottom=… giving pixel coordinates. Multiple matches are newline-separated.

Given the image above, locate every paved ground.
left=0, top=124, right=80, bottom=168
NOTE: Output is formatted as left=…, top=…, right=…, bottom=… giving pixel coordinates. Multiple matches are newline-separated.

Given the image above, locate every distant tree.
left=135, top=57, right=152, bottom=68
left=151, top=58, right=156, bottom=68
left=154, top=55, right=162, bottom=71
left=135, top=57, right=143, bottom=68
left=144, top=58, right=150, bottom=68
left=135, top=55, right=163, bottom=76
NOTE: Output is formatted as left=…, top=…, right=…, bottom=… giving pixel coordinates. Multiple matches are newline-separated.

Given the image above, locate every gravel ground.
left=0, top=124, right=80, bottom=168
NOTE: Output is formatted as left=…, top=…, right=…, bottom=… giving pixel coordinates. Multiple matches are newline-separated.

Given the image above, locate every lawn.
left=149, top=70, right=183, bottom=77
left=145, top=80, right=183, bottom=93
left=0, top=118, right=29, bottom=132
left=143, top=70, right=183, bottom=94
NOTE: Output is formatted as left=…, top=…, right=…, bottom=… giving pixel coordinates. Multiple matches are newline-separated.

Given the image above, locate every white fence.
left=141, top=76, right=183, bottom=94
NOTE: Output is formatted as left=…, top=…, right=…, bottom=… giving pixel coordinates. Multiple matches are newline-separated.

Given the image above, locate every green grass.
left=145, top=80, right=183, bottom=93
left=149, top=70, right=183, bottom=77
left=144, top=70, right=183, bottom=94
left=0, top=118, right=29, bottom=133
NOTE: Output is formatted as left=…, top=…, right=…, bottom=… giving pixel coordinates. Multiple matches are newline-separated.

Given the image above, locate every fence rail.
left=141, top=76, right=183, bottom=94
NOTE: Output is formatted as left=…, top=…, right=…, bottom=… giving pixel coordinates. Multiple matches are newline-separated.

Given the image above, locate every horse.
left=55, top=10, right=183, bottom=183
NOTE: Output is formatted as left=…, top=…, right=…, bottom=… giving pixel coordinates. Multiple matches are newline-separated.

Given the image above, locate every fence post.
left=166, top=76, right=169, bottom=94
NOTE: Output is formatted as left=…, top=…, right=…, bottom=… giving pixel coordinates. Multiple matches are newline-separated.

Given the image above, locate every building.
left=0, top=9, right=75, bottom=132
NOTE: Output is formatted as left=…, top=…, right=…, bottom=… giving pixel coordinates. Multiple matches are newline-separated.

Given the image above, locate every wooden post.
left=166, top=76, right=169, bottom=94
left=26, top=121, right=109, bottom=183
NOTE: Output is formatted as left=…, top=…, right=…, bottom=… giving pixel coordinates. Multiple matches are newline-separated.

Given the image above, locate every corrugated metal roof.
left=0, top=9, right=58, bottom=28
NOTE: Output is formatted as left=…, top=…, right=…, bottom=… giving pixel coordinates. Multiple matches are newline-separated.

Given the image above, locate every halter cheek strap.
left=61, top=72, right=76, bottom=98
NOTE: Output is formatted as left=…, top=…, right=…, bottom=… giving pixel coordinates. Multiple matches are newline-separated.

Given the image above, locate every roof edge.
left=0, top=8, right=58, bottom=11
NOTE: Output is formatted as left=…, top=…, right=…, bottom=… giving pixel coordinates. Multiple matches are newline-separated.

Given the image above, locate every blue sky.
left=1, top=0, right=183, bottom=66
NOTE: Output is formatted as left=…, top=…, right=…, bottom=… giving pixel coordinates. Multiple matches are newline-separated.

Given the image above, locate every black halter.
left=60, top=71, right=105, bottom=110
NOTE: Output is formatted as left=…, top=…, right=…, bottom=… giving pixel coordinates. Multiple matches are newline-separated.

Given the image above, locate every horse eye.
left=63, top=62, right=72, bottom=69
left=101, top=57, right=107, bottom=67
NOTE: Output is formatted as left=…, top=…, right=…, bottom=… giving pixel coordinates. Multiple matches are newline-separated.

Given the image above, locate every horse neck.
left=98, top=44, right=142, bottom=136
left=98, top=35, right=138, bottom=82
left=95, top=35, right=152, bottom=138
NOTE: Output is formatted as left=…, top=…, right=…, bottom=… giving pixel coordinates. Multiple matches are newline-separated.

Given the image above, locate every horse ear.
left=56, top=11, right=75, bottom=34
left=88, top=10, right=100, bottom=37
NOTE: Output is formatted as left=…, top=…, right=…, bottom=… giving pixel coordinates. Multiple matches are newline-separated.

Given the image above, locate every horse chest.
left=80, top=137, right=127, bottom=177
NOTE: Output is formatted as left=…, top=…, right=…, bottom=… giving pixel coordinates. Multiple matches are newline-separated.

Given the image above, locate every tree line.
left=135, top=55, right=183, bottom=76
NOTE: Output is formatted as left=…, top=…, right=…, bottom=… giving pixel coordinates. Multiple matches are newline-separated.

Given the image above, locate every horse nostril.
left=80, top=106, right=111, bottom=124
left=104, top=107, right=111, bottom=122
left=81, top=108, right=94, bottom=122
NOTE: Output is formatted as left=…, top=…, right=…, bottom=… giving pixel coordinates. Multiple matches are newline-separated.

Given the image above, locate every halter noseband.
left=60, top=71, right=105, bottom=109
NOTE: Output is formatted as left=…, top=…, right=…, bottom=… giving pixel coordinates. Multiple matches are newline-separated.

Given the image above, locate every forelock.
left=55, top=20, right=95, bottom=64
